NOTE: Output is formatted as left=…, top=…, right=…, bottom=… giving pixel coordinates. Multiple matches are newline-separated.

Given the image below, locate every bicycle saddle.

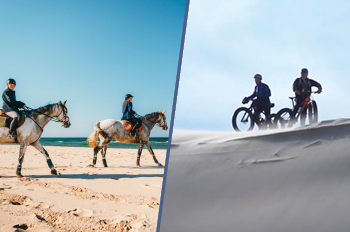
left=289, top=97, right=295, bottom=100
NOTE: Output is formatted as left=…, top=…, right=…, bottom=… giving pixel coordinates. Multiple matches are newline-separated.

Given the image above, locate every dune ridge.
left=160, top=119, right=350, bottom=232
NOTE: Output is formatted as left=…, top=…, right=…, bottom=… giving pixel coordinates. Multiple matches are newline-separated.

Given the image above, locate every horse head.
left=57, top=100, right=71, bottom=128
left=158, top=110, right=168, bottom=131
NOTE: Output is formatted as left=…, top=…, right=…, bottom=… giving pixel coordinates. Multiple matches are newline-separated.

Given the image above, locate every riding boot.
left=8, top=117, right=18, bottom=138
left=130, top=126, right=137, bottom=136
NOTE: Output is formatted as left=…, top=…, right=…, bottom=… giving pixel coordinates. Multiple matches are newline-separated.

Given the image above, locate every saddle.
left=0, top=110, right=26, bottom=128
left=122, top=121, right=143, bottom=131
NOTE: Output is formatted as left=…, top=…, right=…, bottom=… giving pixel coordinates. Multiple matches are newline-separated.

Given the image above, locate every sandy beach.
left=0, top=145, right=165, bottom=232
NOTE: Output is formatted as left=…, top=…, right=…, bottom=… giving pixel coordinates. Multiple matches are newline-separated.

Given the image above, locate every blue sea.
left=35, top=137, right=168, bottom=149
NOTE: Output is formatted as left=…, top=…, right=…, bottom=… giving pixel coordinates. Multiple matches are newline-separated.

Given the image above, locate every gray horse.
left=0, top=101, right=71, bottom=177
left=86, top=110, right=168, bottom=167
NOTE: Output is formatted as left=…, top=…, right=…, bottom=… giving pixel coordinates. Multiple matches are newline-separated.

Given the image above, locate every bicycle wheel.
left=308, top=100, right=318, bottom=124
left=268, top=113, right=278, bottom=130
left=276, top=108, right=293, bottom=129
left=232, top=107, right=254, bottom=132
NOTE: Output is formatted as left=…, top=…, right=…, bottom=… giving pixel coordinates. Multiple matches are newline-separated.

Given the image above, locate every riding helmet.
left=301, top=68, right=308, bottom=73
left=254, top=74, right=262, bottom=80
left=6, top=79, right=16, bottom=85
left=125, top=94, right=134, bottom=100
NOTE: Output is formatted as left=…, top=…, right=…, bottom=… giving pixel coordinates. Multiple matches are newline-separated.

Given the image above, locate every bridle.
left=135, top=113, right=166, bottom=130
left=24, top=105, right=69, bottom=132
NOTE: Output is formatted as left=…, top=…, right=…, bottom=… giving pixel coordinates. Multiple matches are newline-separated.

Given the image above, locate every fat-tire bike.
left=276, top=92, right=318, bottom=128
left=232, top=100, right=277, bottom=132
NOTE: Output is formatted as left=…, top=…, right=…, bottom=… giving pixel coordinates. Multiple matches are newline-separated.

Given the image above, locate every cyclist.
left=242, top=74, right=271, bottom=124
left=291, top=68, right=322, bottom=124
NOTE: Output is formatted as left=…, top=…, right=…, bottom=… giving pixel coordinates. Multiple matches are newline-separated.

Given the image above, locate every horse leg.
left=145, top=141, right=163, bottom=166
left=98, top=137, right=111, bottom=167
left=31, top=141, right=58, bottom=175
left=101, top=146, right=108, bottom=167
left=91, top=146, right=102, bottom=167
left=16, top=140, right=29, bottom=178
left=136, top=140, right=144, bottom=167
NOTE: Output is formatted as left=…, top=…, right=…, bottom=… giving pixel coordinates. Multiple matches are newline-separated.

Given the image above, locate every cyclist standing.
left=242, top=74, right=271, bottom=125
left=292, top=68, right=322, bottom=124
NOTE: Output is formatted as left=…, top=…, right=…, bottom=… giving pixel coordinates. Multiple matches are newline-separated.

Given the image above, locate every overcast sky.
left=174, top=0, right=350, bottom=131
left=0, top=0, right=186, bottom=137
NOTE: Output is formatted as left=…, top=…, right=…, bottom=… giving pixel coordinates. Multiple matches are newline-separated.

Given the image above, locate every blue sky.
left=174, top=0, right=350, bottom=131
left=0, top=0, right=186, bottom=137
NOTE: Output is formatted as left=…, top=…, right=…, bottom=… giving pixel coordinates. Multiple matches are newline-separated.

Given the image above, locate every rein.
left=135, top=113, right=162, bottom=129
left=24, top=105, right=68, bottom=132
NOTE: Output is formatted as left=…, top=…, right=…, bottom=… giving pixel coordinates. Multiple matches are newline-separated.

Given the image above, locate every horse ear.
left=58, top=101, right=62, bottom=104
left=63, top=100, right=67, bottom=106
left=162, top=110, right=166, bottom=115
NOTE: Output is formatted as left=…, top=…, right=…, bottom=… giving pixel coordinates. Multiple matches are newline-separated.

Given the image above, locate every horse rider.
left=2, top=79, right=26, bottom=138
left=121, top=94, right=142, bottom=136
left=242, top=74, right=272, bottom=123
left=292, top=68, right=322, bottom=120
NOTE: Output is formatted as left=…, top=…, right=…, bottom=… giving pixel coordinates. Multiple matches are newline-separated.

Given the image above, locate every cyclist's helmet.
left=254, top=74, right=262, bottom=80
left=301, top=68, right=308, bottom=74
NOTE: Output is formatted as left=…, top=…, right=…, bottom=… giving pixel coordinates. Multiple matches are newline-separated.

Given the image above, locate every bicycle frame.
left=290, top=92, right=316, bottom=120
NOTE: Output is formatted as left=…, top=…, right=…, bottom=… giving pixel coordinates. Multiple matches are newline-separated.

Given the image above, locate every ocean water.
left=37, top=137, right=168, bottom=149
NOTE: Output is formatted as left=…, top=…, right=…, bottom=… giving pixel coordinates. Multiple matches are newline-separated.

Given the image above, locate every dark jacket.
left=247, top=82, right=271, bottom=100
left=121, top=101, right=136, bottom=120
left=292, top=77, right=322, bottom=98
left=2, top=89, right=25, bottom=113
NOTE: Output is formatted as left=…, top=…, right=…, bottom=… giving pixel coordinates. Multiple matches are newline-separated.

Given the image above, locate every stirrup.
left=130, top=131, right=136, bottom=136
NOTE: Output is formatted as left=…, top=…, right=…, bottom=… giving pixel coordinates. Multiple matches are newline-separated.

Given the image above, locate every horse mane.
left=143, top=112, right=163, bottom=120
left=36, top=103, right=57, bottom=114
left=26, top=103, right=59, bottom=117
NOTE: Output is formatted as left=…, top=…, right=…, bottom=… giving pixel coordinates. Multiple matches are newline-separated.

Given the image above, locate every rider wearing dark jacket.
left=122, top=94, right=142, bottom=136
left=2, top=89, right=25, bottom=113
left=2, top=79, right=26, bottom=138
left=243, top=74, right=271, bottom=122
left=292, top=68, right=322, bottom=118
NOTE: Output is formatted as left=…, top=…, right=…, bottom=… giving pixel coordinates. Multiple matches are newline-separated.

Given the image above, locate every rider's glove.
left=242, top=97, right=249, bottom=104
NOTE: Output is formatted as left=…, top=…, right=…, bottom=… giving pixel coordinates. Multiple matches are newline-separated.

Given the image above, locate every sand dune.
left=159, top=119, right=350, bottom=232
left=0, top=146, right=165, bottom=232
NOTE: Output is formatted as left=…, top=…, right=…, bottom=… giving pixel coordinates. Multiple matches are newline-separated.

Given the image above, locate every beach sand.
left=0, top=145, right=165, bottom=232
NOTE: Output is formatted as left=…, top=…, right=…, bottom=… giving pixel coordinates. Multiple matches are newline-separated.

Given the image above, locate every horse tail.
left=87, top=122, right=102, bottom=148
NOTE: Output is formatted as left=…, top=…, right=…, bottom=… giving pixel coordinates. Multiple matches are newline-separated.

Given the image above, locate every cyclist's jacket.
left=292, top=77, right=322, bottom=98
left=247, top=82, right=271, bottom=100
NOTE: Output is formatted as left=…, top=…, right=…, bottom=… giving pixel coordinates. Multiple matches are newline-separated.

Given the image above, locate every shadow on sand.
left=35, top=173, right=164, bottom=179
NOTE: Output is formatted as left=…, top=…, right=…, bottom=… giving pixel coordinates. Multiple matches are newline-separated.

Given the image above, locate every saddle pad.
left=0, top=116, right=7, bottom=127
left=0, top=109, right=7, bottom=117
left=0, top=112, right=26, bottom=128
left=122, top=121, right=143, bottom=131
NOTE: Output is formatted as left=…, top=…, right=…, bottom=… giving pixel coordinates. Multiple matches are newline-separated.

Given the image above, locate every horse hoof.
left=136, top=163, right=141, bottom=167
left=51, top=169, right=58, bottom=175
left=86, top=164, right=95, bottom=168
left=17, top=174, right=23, bottom=178
left=157, top=163, right=163, bottom=167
